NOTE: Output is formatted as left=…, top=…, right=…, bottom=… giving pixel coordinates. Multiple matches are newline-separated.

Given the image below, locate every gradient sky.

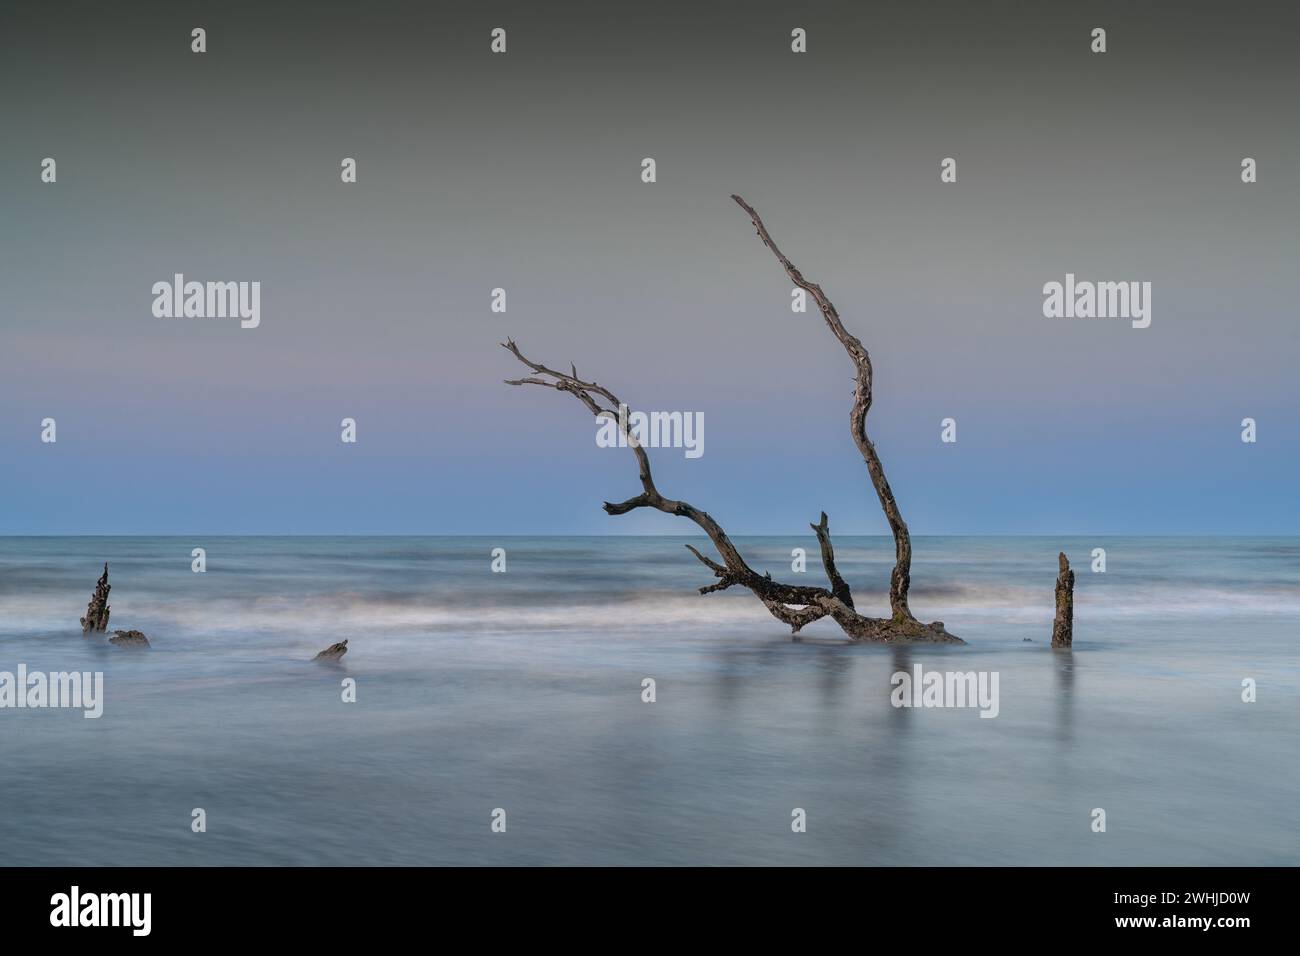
left=2, top=0, right=1297, bottom=534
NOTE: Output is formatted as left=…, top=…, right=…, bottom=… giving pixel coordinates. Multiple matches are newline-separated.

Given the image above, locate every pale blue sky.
left=2, top=0, right=1296, bottom=534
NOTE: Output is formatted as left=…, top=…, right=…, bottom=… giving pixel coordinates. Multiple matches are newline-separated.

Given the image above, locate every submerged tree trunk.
left=80, top=562, right=111, bottom=634
left=110, top=629, right=150, bottom=649
left=313, top=639, right=349, bottom=662
left=1051, top=552, right=1074, bottom=648
left=501, top=195, right=961, bottom=644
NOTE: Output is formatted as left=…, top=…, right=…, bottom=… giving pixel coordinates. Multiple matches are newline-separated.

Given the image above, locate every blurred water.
left=0, top=535, right=1296, bottom=865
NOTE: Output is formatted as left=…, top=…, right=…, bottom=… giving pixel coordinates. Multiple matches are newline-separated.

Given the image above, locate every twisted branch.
left=730, top=194, right=914, bottom=623
left=499, top=196, right=962, bottom=644
left=503, top=338, right=845, bottom=633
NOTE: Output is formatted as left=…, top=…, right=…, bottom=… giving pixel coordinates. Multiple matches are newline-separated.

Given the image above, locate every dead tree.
left=80, top=562, right=111, bottom=633
left=1051, top=552, right=1074, bottom=647
left=503, top=195, right=961, bottom=644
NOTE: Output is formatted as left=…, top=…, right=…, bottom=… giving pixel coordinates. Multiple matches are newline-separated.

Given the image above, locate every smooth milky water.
left=0, top=536, right=1296, bottom=865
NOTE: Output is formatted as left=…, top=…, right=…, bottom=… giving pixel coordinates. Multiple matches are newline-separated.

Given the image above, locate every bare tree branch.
left=730, top=194, right=914, bottom=623
left=501, top=339, right=847, bottom=635
left=498, top=195, right=963, bottom=645
left=811, top=511, right=854, bottom=610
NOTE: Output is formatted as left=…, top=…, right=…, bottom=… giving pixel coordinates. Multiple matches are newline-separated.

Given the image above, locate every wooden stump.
left=80, top=562, right=111, bottom=633
left=1051, top=552, right=1074, bottom=648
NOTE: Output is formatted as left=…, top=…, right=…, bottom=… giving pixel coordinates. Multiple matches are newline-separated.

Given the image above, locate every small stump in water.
left=81, top=563, right=111, bottom=634
left=1051, top=552, right=1074, bottom=648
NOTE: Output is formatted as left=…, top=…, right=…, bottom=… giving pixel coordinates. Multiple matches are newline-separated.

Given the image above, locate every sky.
left=1, top=0, right=1297, bottom=534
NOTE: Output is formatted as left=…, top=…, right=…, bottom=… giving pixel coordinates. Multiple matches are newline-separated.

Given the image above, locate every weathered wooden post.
left=1051, top=552, right=1074, bottom=648
left=80, top=562, right=111, bottom=633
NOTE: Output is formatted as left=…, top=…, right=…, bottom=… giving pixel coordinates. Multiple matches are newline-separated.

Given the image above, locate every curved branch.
left=498, top=195, right=964, bottom=646
left=501, top=339, right=838, bottom=633
left=730, top=195, right=915, bottom=623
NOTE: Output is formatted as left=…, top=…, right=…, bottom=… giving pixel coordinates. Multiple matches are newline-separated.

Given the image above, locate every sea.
left=0, top=535, right=1296, bottom=865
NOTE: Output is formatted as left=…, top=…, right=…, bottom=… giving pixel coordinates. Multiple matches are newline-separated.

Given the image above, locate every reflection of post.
left=1054, top=652, right=1076, bottom=746
left=1051, top=552, right=1074, bottom=648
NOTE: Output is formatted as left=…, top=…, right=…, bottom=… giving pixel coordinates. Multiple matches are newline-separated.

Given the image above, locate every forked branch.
left=503, top=338, right=848, bottom=634
left=501, top=196, right=961, bottom=644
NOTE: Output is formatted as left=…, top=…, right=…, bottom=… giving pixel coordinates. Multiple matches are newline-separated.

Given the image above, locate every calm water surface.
left=0, top=536, right=1295, bottom=865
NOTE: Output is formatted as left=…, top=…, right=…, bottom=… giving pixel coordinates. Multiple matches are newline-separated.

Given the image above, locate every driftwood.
left=502, top=195, right=961, bottom=644
left=80, top=564, right=150, bottom=645
left=80, top=563, right=111, bottom=633
left=1051, top=552, right=1074, bottom=648
left=109, top=629, right=150, bottom=649
left=313, top=639, right=349, bottom=662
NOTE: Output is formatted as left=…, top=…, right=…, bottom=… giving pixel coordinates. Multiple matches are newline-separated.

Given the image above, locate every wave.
left=5, top=577, right=1300, bottom=641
